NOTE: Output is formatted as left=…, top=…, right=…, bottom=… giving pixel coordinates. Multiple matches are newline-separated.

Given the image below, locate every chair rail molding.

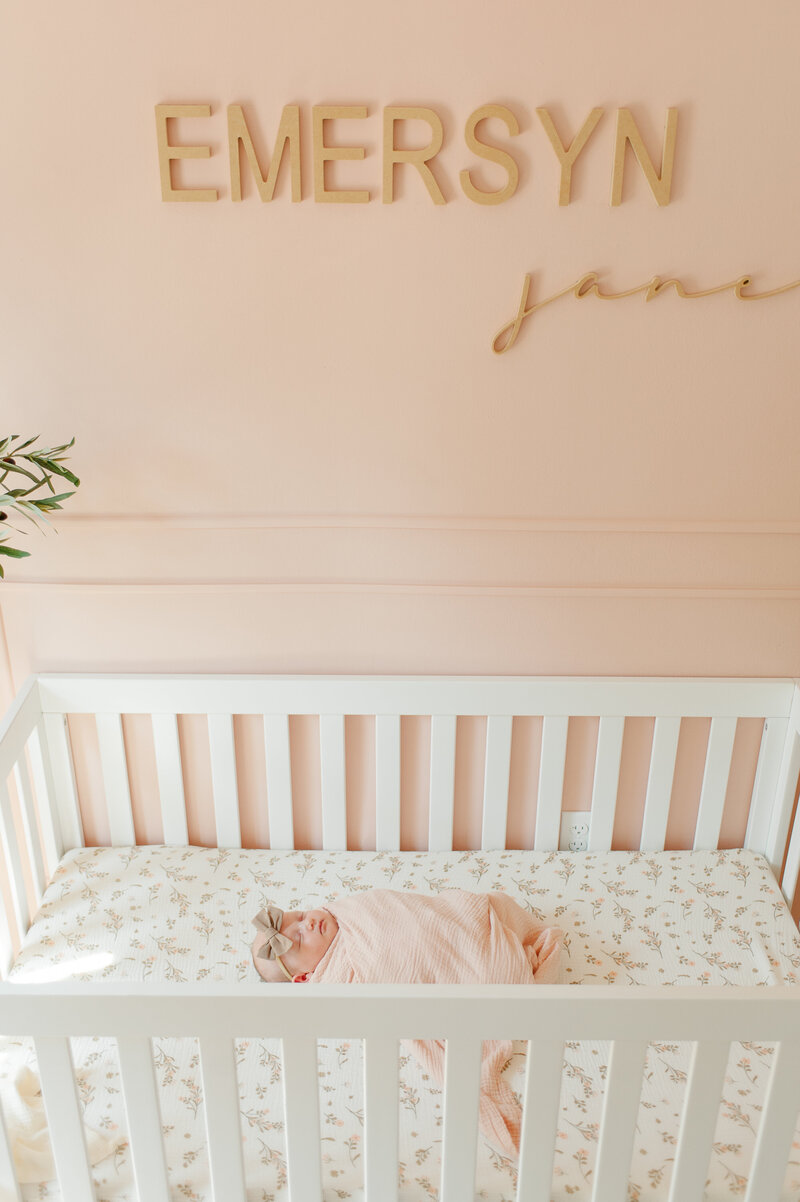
left=4, top=513, right=800, bottom=599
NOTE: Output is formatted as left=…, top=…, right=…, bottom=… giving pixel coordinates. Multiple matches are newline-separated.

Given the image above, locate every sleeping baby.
left=250, top=888, right=563, bottom=1158
left=251, top=905, right=338, bottom=983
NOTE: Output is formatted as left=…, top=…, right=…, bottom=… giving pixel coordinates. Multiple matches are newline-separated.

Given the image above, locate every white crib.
left=1, top=673, right=800, bottom=1202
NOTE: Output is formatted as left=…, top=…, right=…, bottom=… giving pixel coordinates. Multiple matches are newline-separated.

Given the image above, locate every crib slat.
left=588, top=716, right=625, bottom=851
left=0, top=778, right=30, bottom=942
left=0, top=907, right=12, bottom=979
left=667, top=1040, right=728, bottom=1202
left=42, top=713, right=83, bottom=852
left=320, top=715, right=347, bottom=850
left=0, top=1097, right=23, bottom=1202
left=440, top=1037, right=481, bottom=1202
left=694, top=717, right=737, bottom=850
left=27, top=720, right=62, bottom=876
left=743, top=1039, right=800, bottom=1202
left=782, top=800, right=800, bottom=911
left=199, top=1037, right=247, bottom=1202
left=208, top=714, right=241, bottom=848
left=535, top=716, right=568, bottom=850
left=151, top=713, right=188, bottom=845
left=767, top=727, right=800, bottom=884
left=35, top=1035, right=97, bottom=1202
left=375, top=715, right=401, bottom=852
left=263, top=713, right=294, bottom=850
left=363, top=1037, right=398, bottom=1202
left=14, top=754, right=45, bottom=909
left=481, top=715, right=513, bottom=851
left=282, top=1035, right=323, bottom=1202
left=591, top=1040, right=647, bottom=1202
left=640, top=716, right=681, bottom=851
left=117, top=1036, right=171, bottom=1202
left=517, top=1040, right=564, bottom=1202
left=96, top=713, right=136, bottom=846
left=0, top=799, right=16, bottom=970
left=745, top=717, right=788, bottom=855
left=428, top=715, right=456, bottom=851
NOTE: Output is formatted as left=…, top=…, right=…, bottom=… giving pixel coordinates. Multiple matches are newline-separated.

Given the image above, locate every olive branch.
left=0, top=435, right=80, bottom=579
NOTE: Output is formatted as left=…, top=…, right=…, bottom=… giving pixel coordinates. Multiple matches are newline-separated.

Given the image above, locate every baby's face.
left=252, top=908, right=338, bottom=981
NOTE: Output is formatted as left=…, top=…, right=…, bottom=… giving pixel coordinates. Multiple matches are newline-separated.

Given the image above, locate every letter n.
left=611, top=108, right=678, bottom=206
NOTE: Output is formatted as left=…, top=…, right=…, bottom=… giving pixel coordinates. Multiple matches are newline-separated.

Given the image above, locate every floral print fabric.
left=4, top=846, right=800, bottom=1201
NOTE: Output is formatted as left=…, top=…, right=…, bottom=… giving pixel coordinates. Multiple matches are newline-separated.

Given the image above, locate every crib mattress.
left=3, top=845, right=800, bottom=1202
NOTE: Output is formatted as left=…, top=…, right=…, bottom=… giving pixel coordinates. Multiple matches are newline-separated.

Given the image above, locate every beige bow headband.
left=252, top=906, right=293, bottom=980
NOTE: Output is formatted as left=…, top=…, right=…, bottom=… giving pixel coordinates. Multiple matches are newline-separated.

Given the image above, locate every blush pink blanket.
left=311, top=888, right=563, bottom=1158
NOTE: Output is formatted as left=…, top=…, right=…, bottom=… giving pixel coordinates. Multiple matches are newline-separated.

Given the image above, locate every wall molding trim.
left=3, top=581, right=800, bottom=600
left=7, top=515, right=800, bottom=598
left=55, top=513, right=800, bottom=535
left=7, top=516, right=800, bottom=597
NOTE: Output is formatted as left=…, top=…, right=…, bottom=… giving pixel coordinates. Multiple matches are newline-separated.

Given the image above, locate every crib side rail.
left=33, top=671, right=798, bottom=723
left=0, top=677, right=68, bottom=978
left=14, top=674, right=800, bottom=911
left=2, top=980, right=800, bottom=1039
left=34, top=673, right=800, bottom=851
left=1, top=983, right=800, bottom=1202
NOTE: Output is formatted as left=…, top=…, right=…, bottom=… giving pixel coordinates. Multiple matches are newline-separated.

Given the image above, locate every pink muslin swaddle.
left=310, top=888, right=563, bottom=1158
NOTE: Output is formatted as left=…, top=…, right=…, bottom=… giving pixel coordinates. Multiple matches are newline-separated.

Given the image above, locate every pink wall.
left=1, top=1, right=800, bottom=851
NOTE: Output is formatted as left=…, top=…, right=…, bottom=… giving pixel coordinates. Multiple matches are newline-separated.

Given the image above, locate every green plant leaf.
left=0, top=460, right=41, bottom=484
left=0, top=434, right=78, bottom=578
left=29, top=457, right=80, bottom=486
left=34, top=491, right=75, bottom=510
left=42, top=438, right=75, bottom=455
left=8, top=499, right=47, bottom=528
left=19, top=479, right=48, bottom=497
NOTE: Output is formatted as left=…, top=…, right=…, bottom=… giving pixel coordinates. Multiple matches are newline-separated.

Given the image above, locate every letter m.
left=228, top=104, right=302, bottom=201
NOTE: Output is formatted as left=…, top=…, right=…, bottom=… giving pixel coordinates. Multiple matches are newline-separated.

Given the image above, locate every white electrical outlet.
left=559, top=811, right=590, bottom=852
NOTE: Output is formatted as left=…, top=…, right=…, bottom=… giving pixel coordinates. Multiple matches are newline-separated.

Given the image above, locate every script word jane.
left=155, top=103, right=678, bottom=206
left=493, top=271, right=800, bottom=353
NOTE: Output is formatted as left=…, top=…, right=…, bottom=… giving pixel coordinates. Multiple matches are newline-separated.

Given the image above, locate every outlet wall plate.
left=559, top=811, right=590, bottom=852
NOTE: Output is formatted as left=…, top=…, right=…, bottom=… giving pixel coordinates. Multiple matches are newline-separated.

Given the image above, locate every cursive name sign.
left=492, top=271, right=800, bottom=354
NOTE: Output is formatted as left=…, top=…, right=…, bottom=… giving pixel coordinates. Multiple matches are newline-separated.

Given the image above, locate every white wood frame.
left=0, top=672, right=799, bottom=1202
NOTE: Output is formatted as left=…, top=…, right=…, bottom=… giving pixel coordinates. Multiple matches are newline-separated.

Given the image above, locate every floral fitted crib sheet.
left=3, top=846, right=800, bottom=1202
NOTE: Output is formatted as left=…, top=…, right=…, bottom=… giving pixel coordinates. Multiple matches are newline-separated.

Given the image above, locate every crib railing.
left=1, top=982, right=800, bottom=1202
left=2, top=674, right=800, bottom=976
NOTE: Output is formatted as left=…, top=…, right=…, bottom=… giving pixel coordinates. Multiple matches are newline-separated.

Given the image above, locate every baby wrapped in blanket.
left=251, top=889, right=563, bottom=1157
